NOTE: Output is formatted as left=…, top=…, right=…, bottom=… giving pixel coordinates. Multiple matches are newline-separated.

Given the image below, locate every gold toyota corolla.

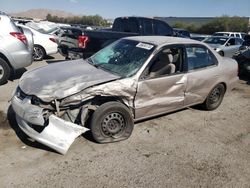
left=11, top=36, right=239, bottom=154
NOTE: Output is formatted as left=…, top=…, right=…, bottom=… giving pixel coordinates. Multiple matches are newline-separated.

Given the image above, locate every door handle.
left=175, top=81, right=184, bottom=85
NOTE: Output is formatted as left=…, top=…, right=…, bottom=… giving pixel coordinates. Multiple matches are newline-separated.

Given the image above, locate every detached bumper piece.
left=12, top=96, right=88, bottom=154
left=16, top=114, right=88, bottom=154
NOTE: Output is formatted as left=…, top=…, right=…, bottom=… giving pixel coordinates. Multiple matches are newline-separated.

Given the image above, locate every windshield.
left=90, top=39, right=155, bottom=77
left=25, top=23, right=46, bottom=33
left=203, top=37, right=228, bottom=45
left=44, top=27, right=58, bottom=34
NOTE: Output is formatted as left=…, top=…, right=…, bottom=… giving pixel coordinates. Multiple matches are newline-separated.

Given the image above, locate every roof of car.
left=215, top=32, right=241, bottom=34
left=125, top=36, right=201, bottom=46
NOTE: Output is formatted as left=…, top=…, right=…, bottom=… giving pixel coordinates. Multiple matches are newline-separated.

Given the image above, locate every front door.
left=134, top=45, right=187, bottom=120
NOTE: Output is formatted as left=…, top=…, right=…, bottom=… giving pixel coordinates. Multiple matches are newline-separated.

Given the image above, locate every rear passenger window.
left=113, top=18, right=139, bottom=33
left=186, top=46, right=217, bottom=71
left=143, top=20, right=153, bottom=35
left=153, top=21, right=172, bottom=36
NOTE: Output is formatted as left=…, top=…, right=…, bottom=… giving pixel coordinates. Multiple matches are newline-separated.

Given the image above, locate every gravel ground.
left=0, top=54, right=249, bottom=188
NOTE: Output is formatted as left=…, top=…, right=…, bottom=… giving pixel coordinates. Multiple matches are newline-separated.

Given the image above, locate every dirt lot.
left=0, top=54, right=249, bottom=188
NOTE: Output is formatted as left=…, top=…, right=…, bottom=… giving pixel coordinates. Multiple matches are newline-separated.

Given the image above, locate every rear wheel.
left=33, top=45, right=45, bottom=61
left=90, top=102, right=134, bottom=143
left=0, top=58, right=10, bottom=85
left=201, top=84, right=226, bottom=110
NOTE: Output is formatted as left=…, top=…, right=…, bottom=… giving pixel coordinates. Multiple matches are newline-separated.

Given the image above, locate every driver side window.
left=141, top=46, right=183, bottom=79
left=227, top=38, right=235, bottom=46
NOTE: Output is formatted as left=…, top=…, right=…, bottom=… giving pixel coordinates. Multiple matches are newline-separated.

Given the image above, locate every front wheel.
left=90, top=102, right=134, bottom=143
left=33, top=45, right=45, bottom=61
left=201, top=84, right=226, bottom=111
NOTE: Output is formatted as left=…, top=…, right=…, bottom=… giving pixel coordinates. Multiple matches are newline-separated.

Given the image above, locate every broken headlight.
left=14, top=86, right=27, bottom=100
left=31, top=95, right=42, bottom=105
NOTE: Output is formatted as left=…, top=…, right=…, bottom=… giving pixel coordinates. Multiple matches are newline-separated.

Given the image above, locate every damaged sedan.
left=11, top=36, right=238, bottom=154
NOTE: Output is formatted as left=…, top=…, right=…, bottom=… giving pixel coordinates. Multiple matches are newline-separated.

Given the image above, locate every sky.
left=1, top=0, right=250, bottom=19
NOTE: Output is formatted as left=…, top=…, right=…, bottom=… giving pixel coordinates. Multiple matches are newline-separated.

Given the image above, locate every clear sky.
left=1, top=0, right=250, bottom=18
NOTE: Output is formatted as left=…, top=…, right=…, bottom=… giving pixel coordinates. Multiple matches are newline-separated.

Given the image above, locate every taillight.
left=49, top=37, right=56, bottom=43
left=78, top=36, right=89, bottom=48
left=10, top=32, right=27, bottom=44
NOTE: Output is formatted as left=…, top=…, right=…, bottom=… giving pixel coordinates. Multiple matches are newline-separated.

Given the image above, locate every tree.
left=45, top=14, right=109, bottom=26
left=198, top=16, right=248, bottom=34
left=172, top=16, right=249, bottom=34
left=46, top=13, right=52, bottom=21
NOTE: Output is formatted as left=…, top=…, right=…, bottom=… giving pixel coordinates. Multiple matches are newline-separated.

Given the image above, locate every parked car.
left=203, top=36, right=243, bottom=57
left=233, top=49, right=250, bottom=77
left=0, top=12, right=33, bottom=85
left=11, top=36, right=238, bottom=154
left=58, top=16, right=174, bottom=59
left=17, top=24, right=58, bottom=61
left=213, top=32, right=246, bottom=39
left=239, top=40, right=250, bottom=51
left=173, top=28, right=190, bottom=38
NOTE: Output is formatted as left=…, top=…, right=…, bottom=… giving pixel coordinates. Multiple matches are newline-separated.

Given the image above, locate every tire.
left=0, top=58, right=10, bottom=85
left=33, top=45, right=45, bottom=61
left=90, top=102, right=134, bottom=143
left=201, top=84, right=226, bottom=111
left=218, top=51, right=224, bottom=56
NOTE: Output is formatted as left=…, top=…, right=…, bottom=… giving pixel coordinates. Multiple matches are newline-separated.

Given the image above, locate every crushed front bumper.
left=11, top=96, right=88, bottom=154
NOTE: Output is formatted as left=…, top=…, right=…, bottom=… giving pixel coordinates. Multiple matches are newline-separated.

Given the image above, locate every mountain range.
left=10, top=9, right=77, bottom=19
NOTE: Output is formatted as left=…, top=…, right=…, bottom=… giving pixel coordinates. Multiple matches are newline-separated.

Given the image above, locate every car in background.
left=173, top=28, right=190, bottom=38
left=213, top=32, right=246, bottom=39
left=203, top=36, right=243, bottom=57
left=17, top=24, right=58, bottom=61
left=0, top=12, right=33, bottom=85
left=12, top=36, right=238, bottom=154
left=239, top=40, right=250, bottom=51
left=58, top=17, right=174, bottom=59
left=233, top=49, right=250, bottom=77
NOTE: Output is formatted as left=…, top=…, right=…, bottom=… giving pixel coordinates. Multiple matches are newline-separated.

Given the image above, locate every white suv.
left=213, top=32, right=246, bottom=39
left=0, top=12, right=33, bottom=85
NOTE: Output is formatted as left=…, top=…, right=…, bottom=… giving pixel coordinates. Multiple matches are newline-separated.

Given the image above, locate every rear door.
left=184, top=44, right=219, bottom=106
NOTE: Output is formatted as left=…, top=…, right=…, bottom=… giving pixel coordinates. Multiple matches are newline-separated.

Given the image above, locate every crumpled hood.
left=19, top=59, right=120, bottom=102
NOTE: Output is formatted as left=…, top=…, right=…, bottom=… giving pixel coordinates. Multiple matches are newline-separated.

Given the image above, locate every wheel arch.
left=91, top=96, right=134, bottom=117
left=34, top=44, right=47, bottom=56
left=218, top=50, right=224, bottom=56
left=0, top=52, right=13, bottom=70
left=201, top=82, right=227, bottom=104
left=220, top=82, right=227, bottom=92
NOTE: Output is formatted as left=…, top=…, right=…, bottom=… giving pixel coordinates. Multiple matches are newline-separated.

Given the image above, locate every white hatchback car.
left=17, top=24, right=58, bottom=61
left=0, top=13, right=33, bottom=85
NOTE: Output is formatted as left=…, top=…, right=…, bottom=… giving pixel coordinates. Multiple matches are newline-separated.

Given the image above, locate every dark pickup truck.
left=58, top=17, right=174, bottom=59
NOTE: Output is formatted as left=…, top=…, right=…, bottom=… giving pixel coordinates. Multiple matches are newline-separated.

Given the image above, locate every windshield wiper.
left=87, top=57, right=100, bottom=68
